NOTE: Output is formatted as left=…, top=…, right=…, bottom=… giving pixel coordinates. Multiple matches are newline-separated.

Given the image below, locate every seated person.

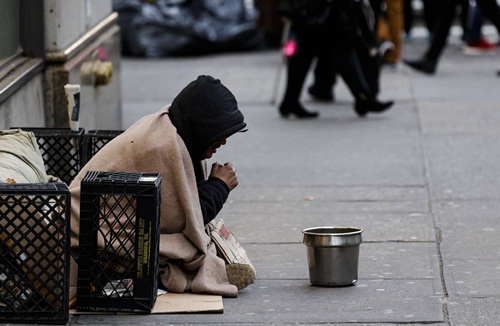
left=69, top=75, right=253, bottom=297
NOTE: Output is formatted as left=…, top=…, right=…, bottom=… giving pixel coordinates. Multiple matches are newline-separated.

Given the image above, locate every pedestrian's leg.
left=334, top=46, right=393, bottom=116
left=280, top=31, right=315, bottom=106
left=422, top=0, right=440, bottom=34
left=476, top=0, right=500, bottom=35
left=464, top=1, right=483, bottom=42
left=309, top=51, right=337, bottom=101
left=404, top=0, right=458, bottom=74
left=357, top=44, right=381, bottom=97
left=279, top=28, right=319, bottom=118
left=383, top=0, right=404, bottom=64
left=335, top=46, right=372, bottom=100
left=425, top=0, right=459, bottom=62
left=403, top=0, right=413, bottom=36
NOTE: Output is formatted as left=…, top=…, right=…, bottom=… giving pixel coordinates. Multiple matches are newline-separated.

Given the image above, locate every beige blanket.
left=69, top=107, right=238, bottom=297
left=0, top=129, right=52, bottom=183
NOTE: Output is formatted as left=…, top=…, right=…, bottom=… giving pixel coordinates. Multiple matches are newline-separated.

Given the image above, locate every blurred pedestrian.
left=462, top=0, right=497, bottom=55
left=372, top=0, right=404, bottom=66
left=278, top=0, right=393, bottom=118
left=308, top=0, right=388, bottom=102
left=404, top=0, right=500, bottom=74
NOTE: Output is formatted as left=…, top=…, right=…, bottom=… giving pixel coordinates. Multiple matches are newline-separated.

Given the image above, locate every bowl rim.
left=302, top=226, right=364, bottom=236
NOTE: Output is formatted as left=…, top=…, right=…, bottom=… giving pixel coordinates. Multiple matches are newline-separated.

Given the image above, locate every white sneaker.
left=226, top=263, right=256, bottom=290
left=209, top=219, right=256, bottom=290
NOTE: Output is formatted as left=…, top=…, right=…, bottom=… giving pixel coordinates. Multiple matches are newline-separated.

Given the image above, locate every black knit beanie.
left=168, top=75, right=247, bottom=160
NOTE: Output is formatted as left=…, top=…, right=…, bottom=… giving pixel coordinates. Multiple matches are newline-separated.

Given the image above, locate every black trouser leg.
left=476, top=0, right=500, bottom=34
left=280, top=29, right=316, bottom=105
left=422, top=0, right=441, bottom=34
left=403, top=0, right=413, bottom=34
left=357, top=43, right=380, bottom=97
left=425, top=0, right=459, bottom=62
left=312, top=50, right=337, bottom=94
left=334, top=45, right=374, bottom=101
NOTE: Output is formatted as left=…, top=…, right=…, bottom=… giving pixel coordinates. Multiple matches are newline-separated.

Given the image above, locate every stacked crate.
left=0, top=182, right=71, bottom=324
left=76, top=171, right=161, bottom=313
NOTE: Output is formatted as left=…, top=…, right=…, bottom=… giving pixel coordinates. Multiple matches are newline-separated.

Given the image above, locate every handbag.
left=277, top=0, right=333, bottom=26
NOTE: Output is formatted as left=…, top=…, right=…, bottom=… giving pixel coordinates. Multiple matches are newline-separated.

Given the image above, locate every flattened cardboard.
left=69, top=293, right=223, bottom=315
left=152, top=293, right=223, bottom=313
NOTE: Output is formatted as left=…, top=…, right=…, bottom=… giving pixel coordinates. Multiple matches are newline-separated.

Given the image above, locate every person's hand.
left=210, top=162, right=239, bottom=191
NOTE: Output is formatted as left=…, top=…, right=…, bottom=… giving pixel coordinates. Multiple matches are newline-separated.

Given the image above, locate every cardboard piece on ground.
left=152, top=293, right=223, bottom=313
left=69, top=293, right=223, bottom=315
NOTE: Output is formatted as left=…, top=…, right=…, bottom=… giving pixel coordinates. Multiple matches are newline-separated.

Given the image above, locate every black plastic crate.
left=0, top=182, right=71, bottom=324
left=12, top=128, right=85, bottom=185
left=77, top=171, right=161, bottom=313
left=82, top=130, right=124, bottom=165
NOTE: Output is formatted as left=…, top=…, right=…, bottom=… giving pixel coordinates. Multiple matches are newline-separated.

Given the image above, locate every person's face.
left=202, top=137, right=227, bottom=159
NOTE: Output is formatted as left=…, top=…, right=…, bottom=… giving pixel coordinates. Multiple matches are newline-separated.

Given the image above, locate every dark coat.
left=168, top=75, right=247, bottom=224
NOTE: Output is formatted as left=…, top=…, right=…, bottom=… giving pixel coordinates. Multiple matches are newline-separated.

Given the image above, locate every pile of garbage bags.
left=114, top=0, right=265, bottom=57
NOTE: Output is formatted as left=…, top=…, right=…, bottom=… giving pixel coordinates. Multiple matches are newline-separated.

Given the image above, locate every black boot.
left=403, top=58, right=437, bottom=75
left=279, top=101, right=319, bottom=119
left=354, top=99, right=394, bottom=117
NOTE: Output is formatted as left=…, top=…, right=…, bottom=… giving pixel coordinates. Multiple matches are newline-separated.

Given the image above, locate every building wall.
left=0, top=0, right=121, bottom=131
left=0, top=75, right=44, bottom=130
left=44, top=0, right=113, bottom=52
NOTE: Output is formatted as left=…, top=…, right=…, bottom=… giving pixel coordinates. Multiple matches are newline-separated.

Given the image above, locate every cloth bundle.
left=0, top=129, right=54, bottom=184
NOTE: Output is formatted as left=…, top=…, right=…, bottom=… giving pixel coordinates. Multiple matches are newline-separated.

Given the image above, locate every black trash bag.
left=113, top=0, right=264, bottom=57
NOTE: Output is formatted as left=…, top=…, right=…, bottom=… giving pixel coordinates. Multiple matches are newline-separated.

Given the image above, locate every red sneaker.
left=464, top=37, right=497, bottom=55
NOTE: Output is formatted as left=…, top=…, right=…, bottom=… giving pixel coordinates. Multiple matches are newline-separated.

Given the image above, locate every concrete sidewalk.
left=75, top=34, right=499, bottom=325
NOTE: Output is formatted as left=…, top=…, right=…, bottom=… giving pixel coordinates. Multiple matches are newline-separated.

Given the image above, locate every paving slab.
left=212, top=103, right=425, bottom=187
left=220, top=210, right=435, bottom=243
left=246, top=243, right=439, bottom=281
left=434, top=200, right=500, bottom=260
left=431, top=200, right=500, bottom=301
left=447, top=297, right=500, bottom=326
left=223, top=199, right=428, bottom=215
left=423, top=135, right=500, bottom=201
left=444, top=259, right=500, bottom=297
left=418, top=99, right=500, bottom=136
left=74, top=280, right=443, bottom=325
left=121, top=51, right=282, bottom=105
left=228, top=185, right=429, bottom=202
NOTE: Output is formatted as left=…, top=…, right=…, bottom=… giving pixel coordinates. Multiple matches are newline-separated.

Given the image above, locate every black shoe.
left=308, top=85, right=334, bottom=102
left=355, top=99, right=394, bottom=117
left=279, top=102, right=319, bottom=119
left=403, top=58, right=436, bottom=75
